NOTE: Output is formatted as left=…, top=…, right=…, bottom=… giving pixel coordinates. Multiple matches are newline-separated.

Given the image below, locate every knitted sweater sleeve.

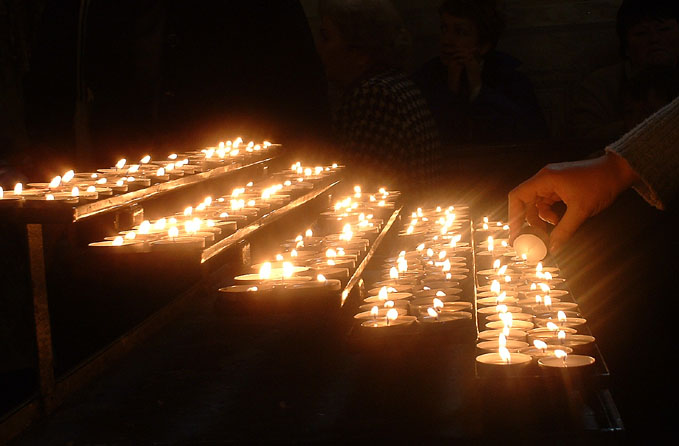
left=606, top=96, right=679, bottom=210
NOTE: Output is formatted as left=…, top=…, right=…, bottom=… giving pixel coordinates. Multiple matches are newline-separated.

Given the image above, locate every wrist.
left=604, top=150, right=640, bottom=191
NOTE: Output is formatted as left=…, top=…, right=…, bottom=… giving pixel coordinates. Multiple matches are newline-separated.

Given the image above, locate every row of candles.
left=473, top=218, right=596, bottom=374
left=218, top=186, right=401, bottom=307
left=354, top=205, right=475, bottom=333
left=87, top=162, right=342, bottom=252
left=0, top=138, right=277, bottom=205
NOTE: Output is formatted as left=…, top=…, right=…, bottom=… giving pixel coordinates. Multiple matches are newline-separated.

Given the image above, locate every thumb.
left=549, top=206, right=588, bottom=253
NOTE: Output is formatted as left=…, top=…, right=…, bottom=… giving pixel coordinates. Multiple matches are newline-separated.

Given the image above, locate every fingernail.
left=549, top=241, right=559, bottom=254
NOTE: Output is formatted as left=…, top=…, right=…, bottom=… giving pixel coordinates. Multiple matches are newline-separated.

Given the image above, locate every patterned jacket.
left=333, top=69, right=441, bottom=193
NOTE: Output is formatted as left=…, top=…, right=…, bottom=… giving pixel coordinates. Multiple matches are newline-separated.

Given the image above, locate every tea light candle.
left=538, top=350, right=595, bottom=370
left=519, top=340, right=573, bottom=359
left=360, top=308, right=416, bottom=328
left=88, top=236, right=146, bottom=253
left=476, top=347, right=532, bottom=374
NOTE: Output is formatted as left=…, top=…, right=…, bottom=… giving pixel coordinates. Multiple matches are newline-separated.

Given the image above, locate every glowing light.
left=371, top=306, right=379, bottom=319
left=168, top=226, right=179, bottom=239
left=71, top=187, right=79, bottom=197
left=259, top=262, right=272, bottom=280
left=49, top=176, right=61, bottom=188
left=14, top=183, right=23, bottom=195
left=533, top=340, right=547, bottom=351
left=282, top=262, right=294, bottom=279
left=499, top=347, right=511, bottom=363
left=317, top=274, right=327, bottom=282
left=427, top=307, right=438, bottom=318
left=115, top=159, right=126, bottom=169
left=386, top=308, right=399, bottom=325
left=389, top=267, right=399, bottom=280
left=112, top=236, right=124, bottom=246
left=62, top=170, right=75, bottom=183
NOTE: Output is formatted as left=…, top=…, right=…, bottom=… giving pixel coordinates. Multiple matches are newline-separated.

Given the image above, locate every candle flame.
left=305, top=229, right=313, bottom=237
left=498, top=265, right=508, bottom=275
left=544, top=295, right=553, bottom=307
left=557, top=330, right=566, bottom=341
left=87, top=185, right=96, bottom=193
left=427, top=307, right=438, bottom=318
left=62, top=170, right=75, bottom=183
left=544, top=271, right=553, bottom=280
left=317, top=274, right=326, bottom=282
left=416, top=243, right=425, bottom=252
left=14, top=183, right=22, bottom=195
left=499, top=347, right=511, bottom=363
left=533, top=340, right=547, bottom=350
left=433, top=298, right=444, bottom=309
left=386, top=308, right=398, bottom=322
left=389, top=267, right=399, bottom=280
left=157, top=167, right=165, bottom=177
left=282, top=262, right=294, bottom=279
left=115, top=159, right=126, bottom=169
left=49, top=176, right=62, bottom=188
left=557, top=311, right=567, bottom=323
left=259, top=262, right=272, bottom=280
left=385, top=300, right=394, bottom=308
left=487, top=236, right=494, bottom=252
left=112, top=236, right=124, bottom=246
left=71, top=186, right=79, bottom=197
left=546, top=321, right=559, bottom=331
left=378, top=286, right=389, bottom=301
left=125, top=231, right=136, bottom=240
left=536, top=262, right=543, bottom=272
left=326, top=248, right=337, bottom=258
left=371, top=306, right=379, bottom=318
left=168, top=226, right=179, bottom=239
left=493, top=259, right=501, bottom=270
left=45, top=194, right=54, bottom=200
left=140, top=155, right=151, bottom=164
left=490, top=280, right=501, bottom=295
left=499, top=333, right=507, bottom=349
left=554, top=349, right=568, bottom=359
left=496, top=304, right=508, bottom=313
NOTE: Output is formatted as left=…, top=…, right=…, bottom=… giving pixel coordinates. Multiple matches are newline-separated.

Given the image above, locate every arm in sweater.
left=606, top=95, right=679, bottom=210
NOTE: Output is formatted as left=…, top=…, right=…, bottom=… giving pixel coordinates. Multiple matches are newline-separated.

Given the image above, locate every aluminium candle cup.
left=150, top=236, right=205, bottom=251
left=478, top=329, right=527, bottom=342
left=485, top=320, right=535, bottom=330
left=414, top=301, right=472, bottom=315
left=486, top=312, right=534, bottom=322
left=530, top=333, right=596, bottom=354
left=88, top=239, right=147, bottom=253
left=477, top=305, right=522, bottom=316
left=216, top=283, right=277, bottom=316
left=538, top=354, right=596, bottom=372
left=363, top=292, right=413, bottom=304
left=519, top=345, right=573, bottom=360
left=367, top=284, right=414, bottom=295
left=526, top=302, right=579, bottom=314
left=358, top=300, right=409, bottom=312
left=476, top=339, right=529, bottom=353
left=476, top=295, right=519, bottom=306
left=372, top=278, right=420, bottom=288
left=516, top=296, right=562, bottom=307
left=523, top=289, right=570, bottom=300
left=354, top=307, right=409, bottom=321
left=475, top=352, right=532, bottom=377
left=412, top=286, right=463, bottom=299
left=278, top=279, right=343, bottom=317
left=308, top=266, right=350, bottom=285
left=538, top=354, right=597, bottom=385
left=308, top=257, right=356, bottom=270
left=535, top=317, right=587, bottom=330
left=409, top=294, right=461, bottom=311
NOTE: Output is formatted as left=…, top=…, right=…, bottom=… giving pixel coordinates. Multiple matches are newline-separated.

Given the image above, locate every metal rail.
left=340, top=206, right=402, bottom=306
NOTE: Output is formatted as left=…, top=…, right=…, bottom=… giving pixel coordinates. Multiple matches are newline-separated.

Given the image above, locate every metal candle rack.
left=0, top=149, right=351, bottom=442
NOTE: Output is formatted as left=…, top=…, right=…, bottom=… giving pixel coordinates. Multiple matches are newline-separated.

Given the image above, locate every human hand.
left=508, top=152, right=640, bottom=253
left=445, top=48, right=482, bottom=96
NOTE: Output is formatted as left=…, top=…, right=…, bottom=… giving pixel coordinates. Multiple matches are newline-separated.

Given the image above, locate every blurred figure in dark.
left=570, top=0, right=679, bottom=142
left=317, top=0, right=441, bottom=192
left=414, top=0, right=547, bottom=147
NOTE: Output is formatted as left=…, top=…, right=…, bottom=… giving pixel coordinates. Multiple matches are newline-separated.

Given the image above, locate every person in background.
left=317, top=0, right=441, bottom=192
left=569, top=0, right=679, bottom=142
left=414, top=0, right=547, bottom=147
